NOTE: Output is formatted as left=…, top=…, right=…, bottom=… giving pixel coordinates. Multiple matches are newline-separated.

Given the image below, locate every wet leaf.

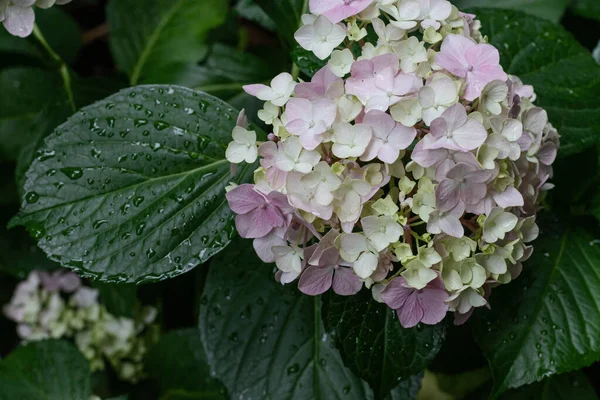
left=0, top=340, right=91, bottom=400
left=322, top=290, right=445, bottom=399
left=107, top=0, right=228, bottom=85
left=11, top=86, right=257, bottom=283
left=499, top=370, right=598, bottom=400
left=454, top=0, right=569, bottom=23
left=472, top=214, right=600, bottom=397
left=199, top=237, right=373, bottom=399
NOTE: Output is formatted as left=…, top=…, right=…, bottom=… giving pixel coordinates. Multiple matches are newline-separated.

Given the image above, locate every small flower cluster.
left=3, top=270, right=158, bottom=383
left=225, top=0, right=558, bottom=328
left=0, top=0, right=72, bottom=37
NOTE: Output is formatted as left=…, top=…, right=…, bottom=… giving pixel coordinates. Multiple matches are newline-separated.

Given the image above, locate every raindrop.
left=25, top=192, right=40, bottom=204
left=60, top=167, right=84, bottom=180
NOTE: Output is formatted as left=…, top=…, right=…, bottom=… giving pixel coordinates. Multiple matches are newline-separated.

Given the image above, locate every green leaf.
left=291, top=45, right=327, bottom=78
left=16, top=77, right=127, bottom=192
left=15, top=101, right=74, bottom=193
left=0, top=68, right=62, bottom=161
left=256, top=0, right=307, bottom=48
left=147, top=329, right=227, bottom=400
left=453, top=0, right=568, bottom=23
left=570, top=0, right=600, bottom=22
left=499, top=370, right=598, bottom=400
left=150, top=44, right=281, bottom=98
left=473, top=8, right=600, bottom=157
left=107, top=0, right=228, bottom=85
left=35, top=7, right=82, bottom=64
left=199, top=237, right=373, bottom=399
left=322, top=290, right=445, bottom=399
left=0, top=340, right=91, bottom=400
left=94, top=282, right=139, bottom=318
left=471, top=215, right=600, bottom=396
left=10, top=86, right=256, bottom=284
left=235, top=0, right=277, bottom=31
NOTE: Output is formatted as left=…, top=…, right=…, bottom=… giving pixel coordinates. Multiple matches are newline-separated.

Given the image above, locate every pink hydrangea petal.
left=418, top=288, right=449, bottom=325
left=298, top=265, right=334, bottom=295
left=253, top=232, right=287, bottom=263
left=435, top=34, right=474, bottom=77
left=235, top=208, right=276, bottom=239
left=226, top=184, right=266, bottom=214
left=332, top=267, right=363, bottom=295
left=397, top=293, right=424, bottom=328
left=380, top=277, right=414, bottom=309
left=243, top=84, right=269, bottom=97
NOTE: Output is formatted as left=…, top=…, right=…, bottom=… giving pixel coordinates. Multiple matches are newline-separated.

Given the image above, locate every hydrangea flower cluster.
left=3, top=270, right=158, bottom=382
left=0, top=0, right=72, bottom=37
left=225, top=0, right=558, bottom=328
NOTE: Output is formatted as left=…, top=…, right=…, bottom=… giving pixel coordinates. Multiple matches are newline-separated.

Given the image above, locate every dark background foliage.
left=0, top=0, right=599, bottom=399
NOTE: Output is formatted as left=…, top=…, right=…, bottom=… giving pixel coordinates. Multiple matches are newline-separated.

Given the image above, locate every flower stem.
left=33, top=24, right=76, bottom=112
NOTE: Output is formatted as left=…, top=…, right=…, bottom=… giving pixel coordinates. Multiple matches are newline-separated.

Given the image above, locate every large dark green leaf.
left=322, top=290, right=445, bottom=399
left=107, top=0, right=228, bottom=85
left=0, top=68, right=62, bottom=161
left=453, top=0, right=568, bottom=23
left=147, top=329, right=227, bottom=399
left=16, top=77, right=127, bottom=192
left=473, top=8, right=600, bottom=157
left=499, top=370, right=598, bottom=400
left=199, top=237, right=373, bottom=399
left=10, top=86, right=256, bottom=283
left=471, top=215, right=600, bottom=397
left=256, top=0, right=307, bottom=48
left=0, top=340, right=91, bottom=400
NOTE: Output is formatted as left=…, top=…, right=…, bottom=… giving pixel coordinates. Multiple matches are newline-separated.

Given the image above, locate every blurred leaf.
left=199, top=237, right=373, bottom=399
left=474, top=8, right=600, bottom=157
left=235, top=0, right=276, bottom=31
left=0, top=68, right=62, bottom=161
left=594, top=40, right=600, bottom=65
left=35, top=7, right=82, bottom=64
left=0, top=7, right=81, bottom=66
left=0, top=340, right=91, bottom=400
left=0, top=206, right=59, bottom=279
left=570, top=0, right=600, bottom=22
left=256, top=0, right=307, bottom=48
left=454, top=0, right=569, bottom=23
left=471, top=214, right=600, bottom=397
left=499, top=370, right=598, bottom=400
left=107, top=0, right=228, bottom=85
left=322, top=290, right=445, bottom=399
left=147, top=329, right=227, bottom=399
left=94, top=282, right=138, bottom=318
left=143, top=44, right=281, bottom=99
left=10, top=86, right=257, bottom=284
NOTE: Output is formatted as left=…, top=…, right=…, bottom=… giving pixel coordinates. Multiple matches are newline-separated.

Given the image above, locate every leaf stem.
left=33, top=24, right=76, bottom=112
